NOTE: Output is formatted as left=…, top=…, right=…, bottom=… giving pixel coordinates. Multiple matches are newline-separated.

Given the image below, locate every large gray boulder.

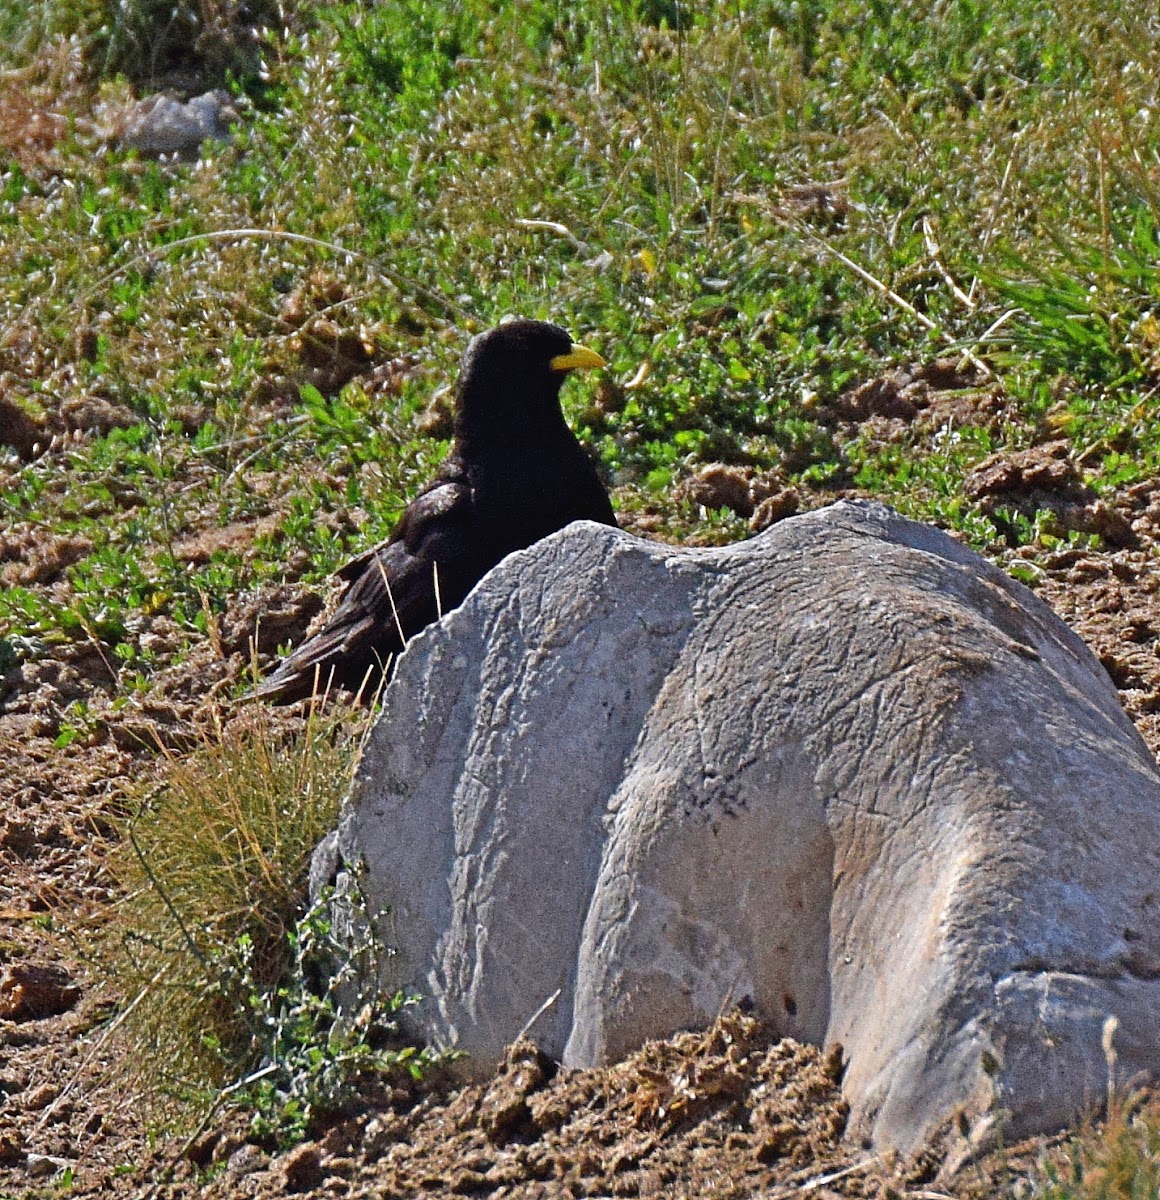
left=320, top=501, right=1160, bottom=1154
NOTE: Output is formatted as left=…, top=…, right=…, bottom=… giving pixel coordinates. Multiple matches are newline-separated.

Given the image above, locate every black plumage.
left=256, top=319, right=616, bottom=704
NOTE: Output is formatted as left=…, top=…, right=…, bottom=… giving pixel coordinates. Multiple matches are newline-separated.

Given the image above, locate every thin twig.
left=796, top=221, right=936, bottom=331
left=139, top=1063, right=280, bottom=1200
left=0, top=226, right=467, bottom=353
left=968, top=145, right=1019, bottom=306
left=376, top=555, right=408, bottom=648
left=192, top=413, right=310, bottom=458
left=515, top=989, right=561, bottom=1043
left=126, top=825, right=213, bottom=972
left=33, top=971, right=166, bottom=1135
left=922, top=215, right=975, bottom=311
left=973, top=307, right=1022, bottom=346
left=78, top=616, right=122, bottom=688
left=960, top=306, right=1022, bottom=370
left=222, top=419, right=312, bottom=487
left=513, top=218, right=591, bottom=254
left=764, top=1155, right=881, bottom=1198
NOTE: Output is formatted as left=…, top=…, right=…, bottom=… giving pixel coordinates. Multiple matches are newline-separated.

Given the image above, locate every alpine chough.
left=256, top=318, right=616, bottom=704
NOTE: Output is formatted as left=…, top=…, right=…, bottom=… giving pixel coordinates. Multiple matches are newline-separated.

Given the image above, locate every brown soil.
left=1, top=379, right=1156, bottom=1198
left=139, top=1013, right=874, bottom=1200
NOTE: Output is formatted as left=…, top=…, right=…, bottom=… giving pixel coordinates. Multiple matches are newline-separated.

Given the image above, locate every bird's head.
left=455, top=319, right=606, bottom=437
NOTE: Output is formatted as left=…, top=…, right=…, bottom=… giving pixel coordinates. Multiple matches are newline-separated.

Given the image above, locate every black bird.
left=256, top=318, right=616, bottom=704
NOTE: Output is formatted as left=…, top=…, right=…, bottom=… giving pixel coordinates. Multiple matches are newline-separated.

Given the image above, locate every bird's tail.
left=251, top=632, right=388, bottom=705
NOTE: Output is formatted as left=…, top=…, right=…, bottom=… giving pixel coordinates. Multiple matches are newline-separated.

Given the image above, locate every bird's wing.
left=253, top=478, right=475, bottom=703
left=396, top=479, right=475, bottom=559
left=330, top=480, right=471, bottom=584
left=333, top=479, right=476, bottom=641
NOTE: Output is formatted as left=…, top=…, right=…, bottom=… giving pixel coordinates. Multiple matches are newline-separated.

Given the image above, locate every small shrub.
left=1038, top=1096, right=1160, bottom=1200
left=226, top=893, right=440, bottom=1145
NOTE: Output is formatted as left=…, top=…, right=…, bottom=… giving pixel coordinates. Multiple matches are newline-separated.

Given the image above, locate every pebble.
left=25, top=1153, right=73, bottom=1178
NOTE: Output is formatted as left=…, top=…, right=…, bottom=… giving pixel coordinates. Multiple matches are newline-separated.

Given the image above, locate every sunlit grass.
left=5, top=0, right=1160, bottom=679
left=1035, top=1093, right=1160, bottom=1200
left=92, top=699, right=368, bottom=1097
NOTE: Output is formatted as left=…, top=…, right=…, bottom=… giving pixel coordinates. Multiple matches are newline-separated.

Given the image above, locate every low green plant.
left=1037, top=1097, right=1160, bottom=1200
left=989, top=210, right=1160, bottom=389
left=225, top=894, right=439, bottom=1145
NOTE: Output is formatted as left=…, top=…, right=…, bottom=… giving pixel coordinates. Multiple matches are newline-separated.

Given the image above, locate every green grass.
left=81, top=699, right=433, bottom=1132
left=1034, top=1095, right=1160, bottom=1200
left=6, top=0, right=1160, bottom=682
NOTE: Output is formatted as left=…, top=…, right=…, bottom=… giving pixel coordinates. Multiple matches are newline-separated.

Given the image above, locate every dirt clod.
left=750, top=487, right=800, bottom=532
left=678, top=464, right=793, bottom=523
left=0, top=1136, right=23, bottom=1168
left=679, top=463, right=755, bottom=516
left=0, top=396, right=47, bottom=459
left=0, top=964, right=80, bottom=1022
left=282, top=1143, right=326, bottom=1193
left=965, top=442, right=1138, bottom=547
left=833, top=374, right=920, bottom=423
left=221, top=583, right=325, bottom=658
left=54, top=395, right=139, bottom=438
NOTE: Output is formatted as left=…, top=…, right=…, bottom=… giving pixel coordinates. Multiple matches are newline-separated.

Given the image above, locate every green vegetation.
left=6, top=0, right=1160, bottom=685
left=222, top=893, right=439, bottom=1146
left=5, top=0, right=1160, bottom=1182
left=1037, top=1095, right=1160, bottom=1200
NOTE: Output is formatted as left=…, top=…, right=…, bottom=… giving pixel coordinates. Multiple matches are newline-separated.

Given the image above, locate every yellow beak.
left=549, top=343, right=607, bottom=372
